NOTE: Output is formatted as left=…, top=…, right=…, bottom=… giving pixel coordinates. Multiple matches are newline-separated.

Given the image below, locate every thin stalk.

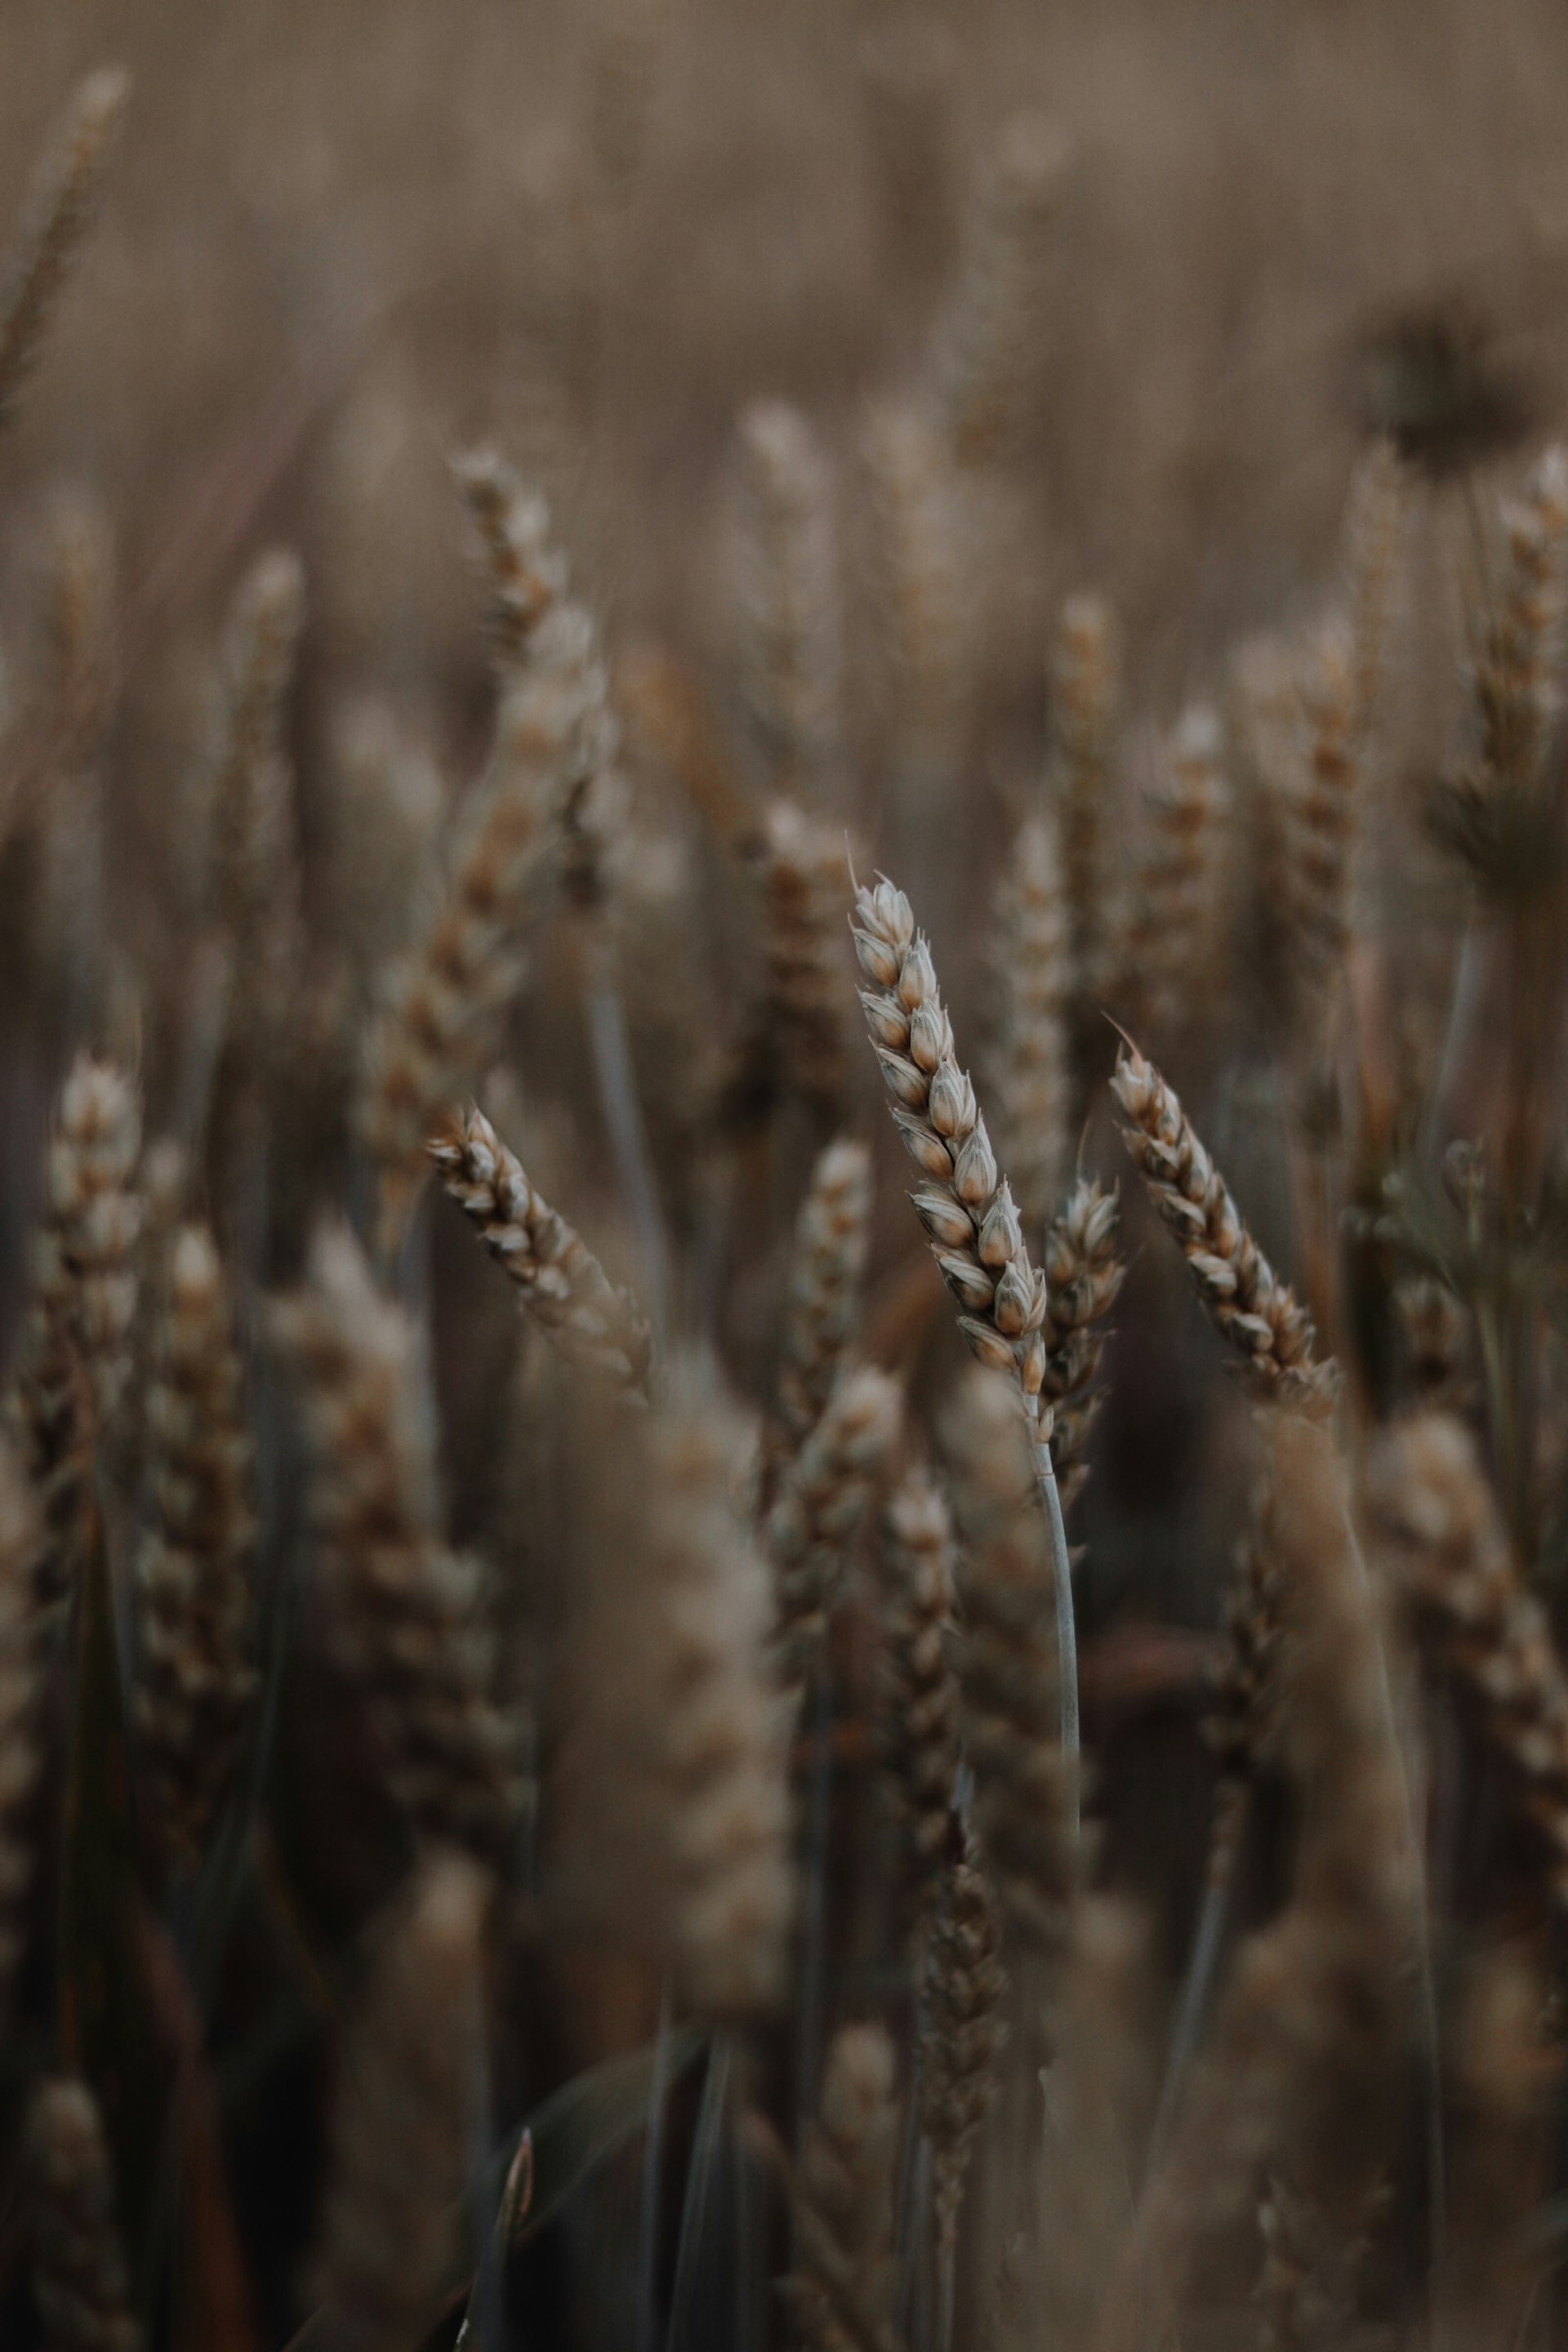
left=1143, top=1829, right=1241, bottom=2179
left=666, top=2034, right=733, bottom=2352
left=586, top=933, right=673, bottom=1356
left=1029, top=1410, right=1080, bottom=1838
left=934, top=2222, right=956, bottom=2352
left=634, top=1977, right=676, bottom=2352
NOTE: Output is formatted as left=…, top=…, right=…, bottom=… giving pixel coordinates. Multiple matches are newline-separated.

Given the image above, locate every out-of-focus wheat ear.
left=1200, top=1484, right=1284, bottom=1891
left=1049, top=590, right=1118, bottom=1003
left=1040, top=1177, right=1125, bottom=1515
left=987, top=807, right=1071, bottom=1235
left=451, top=448, right=570, bottom=673
left=920, top=1835, right=1006, bottom=2271
left=769, top=1136, right=873, bottom=1481
left=924, top=113, right=1070, bottom=466
left=1114, top=705, right=1230, bottom=1040
left=329, top=700, right=447, bottom=991
left=133, top=1223, right=257, bottom=1873
left=1256, top=2172, right=1388, bottom=2352
left=358, top=479, right=610, bottom=1260
left=0, top=68, right=131, bottom=429
left=1281, top=617, right=1360, bottom=1039
left=27, top=2076, right=140, bottom=2352
left=786, top=2021, right=901, bottom=2352
left=311, top=1849, right=489, bottom=2352
left=1473, top=443, right=1568, bottom=799
left=942, top=1370, right=1076, bottom=2006
left=33, top=489, right=116, bottom=1031
left=0, top=1439, right=42, bottom=2035
left=767, top=1364, right=902, bottom=1693
left=205, top=550, right=307, bottom=1040
left=272, top=1222, right=525, bottom=1860
left=7, top=1054, right=142, bottom=1603
left=1392, top=1274, right=1472, bottom=1407
left=861, top=399, right=969, bottom=803
left=755, top=799, right=855, bottom=1123
left=873, top=1462, right=960, bottom=1930
left=1342, top=438, right=1407, bottom=743
left=1441, top=1944, right=1550, bottom=2352
left=732, top=403, right=843, bottom=804
left=1365, top=1410, right=1568, bottom=1908
left=428, top=1104, right=653, bottom=1398
left=1111, top=1039, right=1335, bottom=1410
left=550, top=1357, right=795, bottom=2020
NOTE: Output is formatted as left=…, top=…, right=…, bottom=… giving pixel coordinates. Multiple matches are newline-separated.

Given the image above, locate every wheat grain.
left=429, top=1102, right=652, bottom=1396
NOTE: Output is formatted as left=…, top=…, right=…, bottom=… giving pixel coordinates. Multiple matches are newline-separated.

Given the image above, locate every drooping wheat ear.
left=0, top=69, right=131, bottom=428
left=733, top=402, right=842, bottom=801
left=34, top=490, right=115, bottom=1022
left=0, top=1439, right=42, bottom=2034
left=1125, top=1414, right=1414, bottom=2339
left=359, top=476, right=610, bottom=1258
left=428, top=1104, right=652, bottom=1398
left=942, top=1369, right=1076, bottom=1987
left=7, top=1054, right=142, bottom=1602
left=873, top=1462, right=960, bottom=1926
left=773, top=1137, right=873, bottom=1468
left=853, top=875, right=1050, bottom=1413
left=1202, top=1478, right=1285, bottom=1889
left=757, top=800, right=854, bottom=1119
left=133, top=1223, right=257, bottom=1872
left=768, top=1365, right=902, bottom=1690
left=1473, top=443, right=1568, bottom=797
left=861, top=400, right=968, bottom=787
left=1365, top=1410, right=1568, bottom=1908
left=1040, top=1177, right=1125, bottom=1513
left=206, top=550, right=307, bottom=1045
left=1116, top=705, right=1230, bottom=1039
left=273, top=1223, right=523, bottom=1860
left=920, top=1834, right=1006, bottom=2261
left=786, top=2021, right=901, bottom=2352
left=1050, top=590, right=1118, bottom=1000
left=1111, top=1040, right=1334, bottom=1408
left=987, top=808, right=1071, bottom=1235
left=551, top=1357, right=795, bottom=2020
left=925, top=112, right=1070, bottom=465
left=27, top=2077, right=140, bottom=2352
left=312, top=1849, right=488, bottom=2352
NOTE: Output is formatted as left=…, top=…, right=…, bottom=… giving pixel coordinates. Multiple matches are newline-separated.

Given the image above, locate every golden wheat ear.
left=0, top=66, right=130, bottom=429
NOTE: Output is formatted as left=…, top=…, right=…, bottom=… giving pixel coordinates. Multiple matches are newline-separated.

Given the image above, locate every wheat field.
left=0, top=3, right=1567, bottom=2347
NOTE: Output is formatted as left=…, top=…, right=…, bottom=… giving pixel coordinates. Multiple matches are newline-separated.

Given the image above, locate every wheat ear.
left=1050, top=590, right=1118, bottom=1003
left=852, top=871, right=1080, bottom=1791
left=206, top=550, right=307, bottom=1049
left=1473, top=443, right=1568, bottom=799
left=757, top=799, right=855, bottom=1121
left=1111, top=1039, right=1334, bottom=1407
left=428, top=1103, right=652, bottom=1398
left=273, top=1223, right=523, bottom=1860
left=920, top=1834, right=1006, bottom=2274
left=0, top=1438, right=42, bottom=2034
left=1040, top=1177, right=1125, bottom=1513
left=311, top=1849, right=489, bottom=2352
left=0, top=68, right=130, bottom=428
left=1365, top=1410, right=1568, bottom=1908
left=33, top=490, right=116, bottom=1027
left=1116, top=704, right=1230, bottom=1040
left=767, top=1363, right=902, bottom=1691
left=873, top=1462, right=961, bottom=1930
left=786, top=2021, right=901, bottom=2352
left=770, top=1136, right=873, bottom=1475
left=987, top=808, right=1071, bottom=1235
left=133, top=1223, right=258, bottom=1872
left=733, top=402, right=843, bottom=802
left=28, top=2078, right=140, bottom=2352
left=861, top=399, right=968, bottom=791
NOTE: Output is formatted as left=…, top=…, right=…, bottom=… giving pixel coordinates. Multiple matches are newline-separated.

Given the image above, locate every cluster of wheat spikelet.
left=3, top=38, right=1568, bottom=2352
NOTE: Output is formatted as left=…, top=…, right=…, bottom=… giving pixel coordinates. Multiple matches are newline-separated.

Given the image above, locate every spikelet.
left=551, top=1359, right=794, bottom=2018
left=925, top=113, right=1069, bottom=465
left=133, top=1223, right=257, bottom=1870
left=768, top=1365, right=902, bottom=1687
left=733, top=403, right=842, bottom=801
left=28, top=2078, right=140, bottom=2352
left=987, top=808, right=1071, bottom=1236
left=873, top=1462, right=960, bottom=1921
left=273, top=1223, right=523, bottom=1860
left=1049, top=591, right=1118, bottom=1000
left=942, top=1369, right=1075, bottom=1984
left=1040, top=1177, right=1125, bottom=1512
left=312, top=1850, right=488, bottom=2352
left=429, top=1104, right=652, bottom=1397
left=1365, top=1410, right=1568, bottom=1909
left=8, top=1054, right=142, bottom=1602
left=757, top=799, right=853, bottom=1118
left=0, top=69, right=131, bottom=428
left=852, top=874, right=1051, bottom=1419
left=1111, top=1040, right=1334, bottom=1407
left=0, top=1440, right=42, bottom=2033
left=773, top=1137, right=873, bottom=1461
left=786, top=2021, right=900, bottom=2352
left=919, top=1836, right=1006, bottom=2259
left=359, top=474, right=610, bottom=1256
left=861, top=399, right=968, bottom=789
left=1116, top=705, right=1229, bottom=1038
left=206, top=549, right=307, bottom=1052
